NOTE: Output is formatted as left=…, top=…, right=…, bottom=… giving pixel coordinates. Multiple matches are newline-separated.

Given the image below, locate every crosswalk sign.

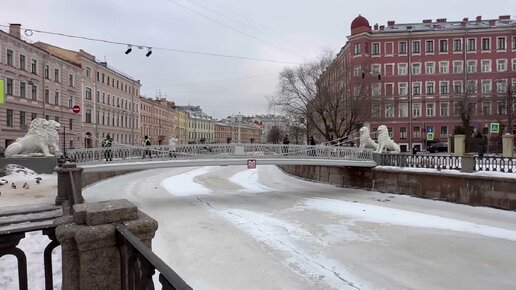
left=426, top=132, right=434, bottom=141
left=489, top=123, right=500, bottom=134
left=0, top=79, right=4, bottom=104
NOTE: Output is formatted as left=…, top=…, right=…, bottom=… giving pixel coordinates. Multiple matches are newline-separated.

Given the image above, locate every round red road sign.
left=72, top=105, right=81, bottom=114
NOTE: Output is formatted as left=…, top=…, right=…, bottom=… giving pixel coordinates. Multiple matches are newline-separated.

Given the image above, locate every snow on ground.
left=228, top=169, right=275, bottom=193
left=160, top=167, right=213, bottom=196
left=300, top=198, right=516, bottom=242
left=0, top=165, right=57, bottom=207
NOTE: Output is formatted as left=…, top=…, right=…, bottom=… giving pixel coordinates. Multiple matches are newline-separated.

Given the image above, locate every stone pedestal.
left=461, top=154, right=475, bottom=173
left=447, top=136, right=453, bottom=154
left=454, top=135, right=465, bottom=157
left=55, top=163, right=84, bottom=208
left=55, top=199, right=158, bottom=290
left=502, top=133, right=514, bottom=157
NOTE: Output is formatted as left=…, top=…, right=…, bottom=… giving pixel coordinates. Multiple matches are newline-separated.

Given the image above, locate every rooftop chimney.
left=489, top=20, right=496, bottom=27
left=436, top=18, right=447, bottom=23
left=463, top=17, right=469, bottom=21
left=387, top=20, right=395, bottom=27
left=422, top=19, right=432, bottom=23
left=374, top=23, right=379, bottom=30
left=461, top=21, right=467, bottom=28
left=379, top=25, right=385, bottom=31
left=499, top=15, right=510, bottom=20
left=476, top=15, right=482, bottom=22
left=9, top=23, right=21, bottom=39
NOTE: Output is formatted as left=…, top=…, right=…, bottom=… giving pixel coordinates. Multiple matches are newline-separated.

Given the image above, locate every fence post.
left=502, top=133, right=514, bottom=158
left=55, top=199, right=158, bottom=290
left=55, top=163, right=84, bottom=213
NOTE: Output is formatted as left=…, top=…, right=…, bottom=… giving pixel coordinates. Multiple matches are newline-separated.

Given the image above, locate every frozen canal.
left=84, top=165, right=516, bottom=290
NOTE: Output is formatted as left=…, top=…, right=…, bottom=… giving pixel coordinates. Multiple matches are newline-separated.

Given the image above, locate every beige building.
left=35, top=42, right=141, bottom=148
left=175, top=108, right=188, bottom=144
left=0, top=24, right=82, bottom=150
left=179, top=105, right=214, bottom=143
left=140, top=97, right=176, bottom=145
left=215, top=120, right=262, bottom=143
left=214, top=122, right=233, bottom=143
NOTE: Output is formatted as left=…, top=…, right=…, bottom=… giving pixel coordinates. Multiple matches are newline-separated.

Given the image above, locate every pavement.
left=83, top=165, right=516, bottom=290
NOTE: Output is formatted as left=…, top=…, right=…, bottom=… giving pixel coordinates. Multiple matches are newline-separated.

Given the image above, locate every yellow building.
left=175, top=108, right=188, bottom=144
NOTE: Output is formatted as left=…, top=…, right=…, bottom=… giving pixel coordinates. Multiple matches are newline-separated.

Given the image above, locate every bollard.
left=55, top=163, right=84, bottom=211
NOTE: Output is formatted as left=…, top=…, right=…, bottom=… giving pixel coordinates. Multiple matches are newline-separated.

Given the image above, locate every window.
left=20, top=82, right=26, bottom=98
left=31, top=85, right=37, bottom=100
left=69, top=119, right=73, bottom=130
left=96, top=71, right=100, bottom=81
left=467, top=60, right=477, bottom=73
left=482, top=80, right=492, bottom=93
left=482, top=101, right=491, bottom=115
left=20, top=111, right=26, bottom=127
left=102, top=73, right=105, bottom=83
left=44, top=89, right=49, bottom=103
left=411, top=63, right=421, bottom=75
left=426, top=82, right=435, bottom=95
left=6, top=78, right=13, bottom=95
left=6, top=49, right=13, bottom=65
left=439, top=61, right=449, bottom=74
left=412, top=103, right=421, bottom=117
left=394, top=127, right=405, bottom=140
left=481, top=60, right=491, bottom=72
left=54, top=92, right=59, bottom=105
left=31, top=59, right=37, bottom=74
left=498, top=101, right=507, bottom=115
left=55, top=116, right=59, bottom=123
left=453, top=81, right=462, bottom=94
left=453, top=102, right=461, bottom=116
left=399, top=103, right=408, bottom=117
left=353, top=43, right=361, bottom=55
left=31, top=113, right=37, bottom=121
left=453, top=39, right=462, bottom=51
left=54, top=69, right=59, bottom=82
left=413, top=82, right=421, bottom=95
left=6, top=109, right=13, bottom=127
left=426, top=103, right=435, bottom=116
left=413, top=127, right=421, bottom=139
left=86, top=67, right=91, bottom=77
left=497, top=37, right=506, bottom=50
left=497, top=59, right=507, bottom=72
left=19, top=54, right=26, bottom=70
left=439, top=40, right=448, bottom=52
left=425, top=62, right=435, bottom=74
left=467, top=38, right=476, bottom=51
left=513, top=37, right=516, bottom=50
left=453, top=61, right=463, bottom=73
left=69, top=74, right=74, bottom=86
left=68, top=96, right=73, bottom=108
left=372, top=83, right=381, bottom=96
left=372, top=64, right=381, bottom=74
left=45, top=115, right=49, bottom=121
left=372, top=104, right=380, bottom=118
left=398, top=63, right=407, bottom=75
left=440, top=103, right=449, bottom=116
left=412, top=41, right=420, bottom=53
left=385, top=104, right=394, bottom=117
left=86, top=109, right=92, bottom=123
left=399, top=41, right=407, bottom=54
left=482, top=38, right=490, bottom=50
left=372, top=43, right=380, bottom=55
left=440, top=81, right=449, bottom=94
left=353, top=65, right=361, bottom=76
left=107, top=94, right=111, bottom=105
left=497, top=80, right=507, bottom=93
left=107, top=76, right=110, bottom=85
left=44, top=65, right=49, bottom=79
left=399, top=82, right=408, bottom=96
left=513, top=59, right=516, bottom=71
left=426, top=40, right=434, bottom=53
left=85, top=87, right=92, bottom=100
left=440, top=126, right=448, bottom=137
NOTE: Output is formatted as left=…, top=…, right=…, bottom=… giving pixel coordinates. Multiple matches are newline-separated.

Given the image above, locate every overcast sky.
left=1, top=0, right=514, bottom=119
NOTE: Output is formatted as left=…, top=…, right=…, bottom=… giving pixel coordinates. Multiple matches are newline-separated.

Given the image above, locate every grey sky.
left=1, top=0, right=514, bottom=119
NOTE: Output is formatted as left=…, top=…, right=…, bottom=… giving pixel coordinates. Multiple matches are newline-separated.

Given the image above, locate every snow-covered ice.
left=160, top=167, right=213, bottom=196
left=228, top=169, right=275, bottom=192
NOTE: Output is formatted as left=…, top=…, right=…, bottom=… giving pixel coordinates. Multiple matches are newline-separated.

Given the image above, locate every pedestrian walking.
left=143, top=135, right=152, bottom=159
left=102, top=134, right=113, bottom=161
left=282, top=134, right=290, bottom=154
left=169, top=136, right=178, bottom=158
left=309, top=136, right=316, bottom=156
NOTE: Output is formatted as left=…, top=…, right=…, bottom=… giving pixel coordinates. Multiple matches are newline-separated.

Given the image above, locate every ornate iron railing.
left=116, top=225, right=192, bottom=290
left=67, top=144, right=374, bottom=165
left=374, top=153, right=462, bottom=170
left=475, top=156, right=516, bottom=172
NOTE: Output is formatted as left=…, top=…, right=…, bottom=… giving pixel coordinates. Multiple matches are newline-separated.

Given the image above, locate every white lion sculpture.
left=376, top=125, right=400, bottom=153
left=359, top=126, right=379, bottom=151
left=5, top=118, right=61, bottom=157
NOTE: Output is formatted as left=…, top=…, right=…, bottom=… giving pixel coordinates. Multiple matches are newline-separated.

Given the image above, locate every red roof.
left=351, top=15, right=370, bottom=30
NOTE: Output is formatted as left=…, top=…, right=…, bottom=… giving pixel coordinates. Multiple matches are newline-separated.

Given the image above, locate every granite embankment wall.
left=279, top=165, right=516, bottom=210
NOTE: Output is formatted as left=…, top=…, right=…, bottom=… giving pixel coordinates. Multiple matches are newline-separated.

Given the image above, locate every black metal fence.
left=375, top=153, right=516, bottom=173
left=116, top=225, right=192, bottom=290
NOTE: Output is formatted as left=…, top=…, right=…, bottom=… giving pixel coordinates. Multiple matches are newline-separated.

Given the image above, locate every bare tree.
left=454, top=80, right=480, bottom=150
left=497, top=79, right=516, bottom=133
left=270, top=50, right=371, bottom=142
left=267, top=126, right=281, bottom=144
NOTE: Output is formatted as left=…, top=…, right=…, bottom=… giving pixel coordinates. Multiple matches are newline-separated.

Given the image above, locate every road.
left=84, top=165, right=516, bottom=290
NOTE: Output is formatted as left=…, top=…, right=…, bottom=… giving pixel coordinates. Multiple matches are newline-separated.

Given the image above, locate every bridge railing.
left=67, top=144, right=374, bottom=164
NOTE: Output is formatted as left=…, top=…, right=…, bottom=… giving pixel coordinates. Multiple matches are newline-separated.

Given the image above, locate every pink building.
left=321, top=15, right=516, bottom=152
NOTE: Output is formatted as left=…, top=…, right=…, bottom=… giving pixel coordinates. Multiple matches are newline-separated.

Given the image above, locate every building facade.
left=35, top=43, right=142, bottom=148
left=139, top=97, right=176, bottom=145
left=0, top=24, right=82, bottom=150
left=320, top=15, right=516, bottom=151
left=175, top=108, right=188, bottom=144
left=179, top=106, right=215, bottom=143
left=251, top=114, right=289, bottom=143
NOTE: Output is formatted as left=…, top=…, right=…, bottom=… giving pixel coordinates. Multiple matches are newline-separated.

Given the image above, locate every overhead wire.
left=0, top=24, right=301, bottom=65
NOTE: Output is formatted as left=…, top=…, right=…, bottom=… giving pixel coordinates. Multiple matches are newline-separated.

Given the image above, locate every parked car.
left=428, top=142, right=448, bottom=153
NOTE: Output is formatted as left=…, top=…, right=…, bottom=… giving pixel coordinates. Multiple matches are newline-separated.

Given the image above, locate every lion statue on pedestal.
left=359, top=126, right=379, bottom=151
left=376, top=125, right=400, bottom=153
left=5, top=118, right=61, bottom=157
